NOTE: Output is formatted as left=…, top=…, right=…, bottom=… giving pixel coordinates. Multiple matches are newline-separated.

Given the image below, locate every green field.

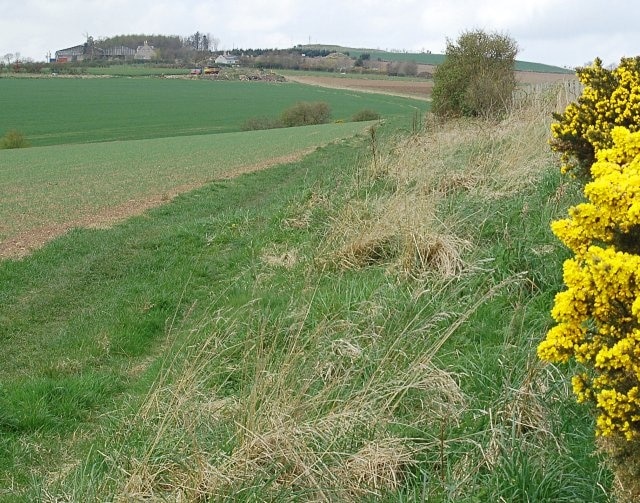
left=0, top=122, right=374, bottom=246
left=0, top=77, right=425, bottom=146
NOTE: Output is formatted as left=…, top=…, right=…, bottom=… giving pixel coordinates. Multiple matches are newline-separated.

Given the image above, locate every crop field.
left=0, top=77, right=424, bottom=146
left=0, top=122, right=374, bottom=258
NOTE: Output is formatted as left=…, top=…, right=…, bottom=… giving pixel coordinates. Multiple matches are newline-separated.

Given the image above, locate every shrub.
left=241, top=116, right=284, bottom=131
left=432, top=29, right=518, bottom=118
left=550, top=57, right=640, bottom=180
left=351, top=109, right=381, bottom=122
left=1, top=130, right=30, bottom=149
left=538, top=127, right=640, bottom=500
left=280, top=101, right=331, bottom=127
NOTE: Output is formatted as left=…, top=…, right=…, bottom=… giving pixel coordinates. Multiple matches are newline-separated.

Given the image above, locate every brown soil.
left=285, top=75, right=432, bottom=100
left=0, top=149, right=313, bottom=260
left=286, top=71, right=577, bottom=100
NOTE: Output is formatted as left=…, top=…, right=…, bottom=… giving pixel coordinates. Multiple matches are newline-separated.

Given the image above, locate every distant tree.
left=432, top=29, right=518, bottom=117
left=402, top=60, right=418, bottom=77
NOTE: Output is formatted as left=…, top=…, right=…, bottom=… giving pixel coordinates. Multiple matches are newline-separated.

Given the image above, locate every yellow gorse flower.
left=550, top=57, right=640, bottom=179
left=539, top=126, right=640, bottom=440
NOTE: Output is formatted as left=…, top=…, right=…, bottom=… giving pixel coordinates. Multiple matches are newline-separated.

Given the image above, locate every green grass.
left=0, top=122, right=376, bottom=244
left=0, top=96, right=612, bottom=501
left=0, top=77, right=425, bottom=147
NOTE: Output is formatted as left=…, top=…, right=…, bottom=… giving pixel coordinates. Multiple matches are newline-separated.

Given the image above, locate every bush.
left=432, top=29, right=518, bottom=118
left=241, top=116, right=284, bottom=131
left=550, top=57, right=640, bottom=180
left=1, top=130, right=30, bottom=149
left=351, top=109, right=381, bottom=122
left=539, top=126, right=640, bottom=500
left=281, top=102, right=331, bottom=127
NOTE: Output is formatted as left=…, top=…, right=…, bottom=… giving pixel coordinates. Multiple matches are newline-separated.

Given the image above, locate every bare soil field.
left=515, top=71, right=577, bottom=84
left=286, top=71, right=577, bottom=100
left=285, top=74, right=432, bottom=100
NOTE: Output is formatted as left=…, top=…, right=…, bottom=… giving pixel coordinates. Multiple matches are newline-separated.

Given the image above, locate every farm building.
left=102, top=45, right=136, bottom=59
left=55, top=45, right=87, bottom=63
left=55, top=40, right=157, bottom=62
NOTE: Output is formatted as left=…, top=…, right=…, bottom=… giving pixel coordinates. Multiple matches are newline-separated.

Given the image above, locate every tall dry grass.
left=319, top=84, right=561, bottom=279
left=46, top=84, right=608, bottom=501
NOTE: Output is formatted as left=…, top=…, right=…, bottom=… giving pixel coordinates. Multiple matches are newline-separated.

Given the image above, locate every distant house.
left=215, top=54, right=239, bottom=66
left=135, top=41, right=157, bottom=61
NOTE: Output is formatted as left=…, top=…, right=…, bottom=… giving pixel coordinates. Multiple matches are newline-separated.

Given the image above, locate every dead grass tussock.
left=323, top=94, right=558, bottom=276
left=260, top=245, right=299, bottom=269
left=340, top=437, right=415, bottom=494
left=324, top=191, right=469, bottom=277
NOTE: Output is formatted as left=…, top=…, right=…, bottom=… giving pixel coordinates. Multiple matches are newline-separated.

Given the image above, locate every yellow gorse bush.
left=538, top=126, right=640, bottom=440
left=550, top=57, right=640, bottom=179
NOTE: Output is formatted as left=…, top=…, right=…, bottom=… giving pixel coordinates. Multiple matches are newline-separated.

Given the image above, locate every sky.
left=1, top=0, right=638, bottom=69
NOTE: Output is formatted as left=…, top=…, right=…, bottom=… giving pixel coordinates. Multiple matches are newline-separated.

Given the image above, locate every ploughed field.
left=285, top=70, right=576, bottom=100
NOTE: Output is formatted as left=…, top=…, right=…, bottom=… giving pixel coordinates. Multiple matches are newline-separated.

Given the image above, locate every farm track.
left=0, top=149, right=313, bottom=260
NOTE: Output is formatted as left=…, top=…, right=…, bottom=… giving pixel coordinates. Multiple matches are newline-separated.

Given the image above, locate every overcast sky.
left=1, top=0, right=638, bottom=68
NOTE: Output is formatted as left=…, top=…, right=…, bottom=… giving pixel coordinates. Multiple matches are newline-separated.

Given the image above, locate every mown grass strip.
left=0, top=134, right=365, bottom=495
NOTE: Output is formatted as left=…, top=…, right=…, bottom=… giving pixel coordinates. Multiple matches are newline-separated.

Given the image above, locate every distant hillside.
left=299, top=44, right=573, bottom=74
